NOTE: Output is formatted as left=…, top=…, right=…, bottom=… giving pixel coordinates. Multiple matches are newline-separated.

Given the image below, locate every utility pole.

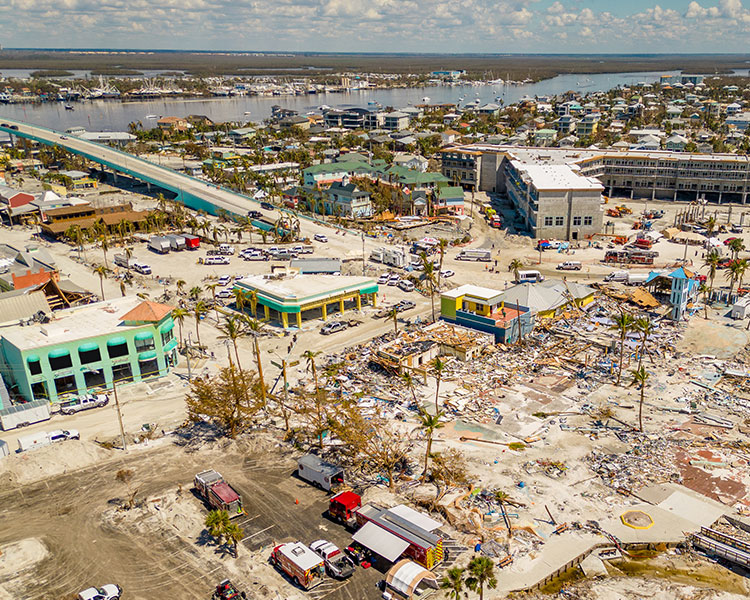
left=112, top=373, right=127, bottom=451
left=361, top=232, right=366, bottom=276
left=185, top=332, right=193, bottom=381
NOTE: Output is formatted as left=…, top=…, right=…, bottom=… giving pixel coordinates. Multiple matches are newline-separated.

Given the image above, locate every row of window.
left=28, top=329, right=173, bottom=375
left=543, top=216, right=593, bottom=227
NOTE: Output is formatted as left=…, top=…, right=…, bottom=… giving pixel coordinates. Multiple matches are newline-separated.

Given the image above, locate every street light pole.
left=186, top=332, right=193, bottom=381
left=361, top=232, right=366, bottom=276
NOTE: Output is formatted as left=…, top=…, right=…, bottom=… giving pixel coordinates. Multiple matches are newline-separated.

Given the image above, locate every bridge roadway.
left=0, top=117, right=286, bottom=221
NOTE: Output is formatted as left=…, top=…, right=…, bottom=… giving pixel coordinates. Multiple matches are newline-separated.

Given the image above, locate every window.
left=161, top=329, right=174, bottom=346
left=54, top=375, right=77, bottom=395
left=107, top=342, right=129, bottom=359
left=573, top=216, right=582, bottom=226
left=584, top=216, right=593, bottom=226
left=78, top=347, right=101, bottom=365
left=139, top=359, right=160, bottom=378
left=49, top=353, right=73, bottom=371
left=28, top=359, right=42, bottom=376
left=135, top=337, right=155, bottom=352
left=555, top=216, right=564, bottom=227
left=544, top=216, right=553, bottom=227
left=31, top=381, right=48, bottom=400
left=112, top=363, right=134, bottom=384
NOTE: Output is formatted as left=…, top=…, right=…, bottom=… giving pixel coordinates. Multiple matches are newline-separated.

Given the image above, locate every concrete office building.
left=505, top=160, right=604, bottom=240
left=0, top=297, right=177, bottom=403
left=441, top=145, right=750, bottom=237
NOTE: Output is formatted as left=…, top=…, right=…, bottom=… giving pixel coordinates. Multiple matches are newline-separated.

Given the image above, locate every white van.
left=398, top=280, right=415, bottom=292
left=200, top=256, right=231, bottom=265
left=556, top=261, right=582, bottom=271
left=604, top=270, right=629, bottom=283
left=517, top=270, right=544, bottom=283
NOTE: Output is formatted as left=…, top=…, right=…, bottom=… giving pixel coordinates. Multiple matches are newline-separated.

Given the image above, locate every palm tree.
left=99, top=235, right=110, bottom=269
left=401, top=371, right=418, bottom=405
left=232, top=287, right=247, bottom=314
left=703, top=252, right=719, bottom=312
left=218, top=315, right=245, bottom=370
left=194, top=300, right=208, bottom=347
left=494, top=490, right=513, bottom=537
left=705, top=215, right=717, bottom=238
left=726, top=260, right=743, bottom=304
left=466, top=556, right=497, bottom=600
left=246, top=289, right=259, bottom=318
left=729, top=237, right=746, bottom=260
left=631, top=365, right=649, bottom=432
left=736, top=258, right=749, bottom=292
left=389, top=306, right=399, bottom=334
left=175, top=279, right=186, bottom=296
left=172, top=307, right=189, bottom=348
left=699, top=282, right=710, bottom=319
left=431, top=357, right=445, bottom=414
left=189, top=286, right=203, bottom=301
left=223, top=522, right=244, bottom=558
left=205, top=509, right=230, bottom=542
left=418, top=409, right=444, bottom=480
left=610, top=311, right=635, bottom=385
left=441, top=567, right=465, bottom=600
left=65, top=224, right=86, bottom=259
left=93, top=265, right=107, bottom=300
left=205, top=282, right=221, bottom=320
left=633, top=317, right=655, bottom=368
left=243, top=317, right=267, bottom=407
left=508, top=258, right=524, bottom=282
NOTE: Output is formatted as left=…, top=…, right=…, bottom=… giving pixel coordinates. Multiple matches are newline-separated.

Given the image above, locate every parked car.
left=260, top=201, right=274, bottom=210
left=377, top=274, right=390, bottom=285
left=49, top=429, right=80, bottom=442
left=218, top=275, right=231, bottom=286
left=310, top=540, right=355, bottom=579
left=321, top=321, right=347, bottom=335
left=441, top=269, right=455, bottom=278
left=216, top=289, right=233, bottom=299
left=247, top=210, right=262, bottom=218
left=77, top=584, right=122, bottom=600
left=398, top=280, right=415, bottom=292
left=396, top=300, right=416, bottom=312
left=314, top=233, right=328, bottom=243
left=387, top=277, right=400, bottom=286
left=59, top=394, right=109, bottom=415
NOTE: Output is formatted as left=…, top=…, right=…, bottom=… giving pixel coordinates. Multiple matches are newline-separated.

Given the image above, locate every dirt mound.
left=0, top=441, right=114, bottom=486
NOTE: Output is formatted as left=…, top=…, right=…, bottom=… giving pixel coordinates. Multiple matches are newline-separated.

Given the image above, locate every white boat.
left=421, top=96, right=430, bottom=103
left=145, top=114, right=158, bottom=119
left=244, top=111, right=252, bottom=115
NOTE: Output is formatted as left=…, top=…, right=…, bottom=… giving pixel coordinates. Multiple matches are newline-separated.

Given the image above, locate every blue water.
left=0, top=68, right=710, bottom=132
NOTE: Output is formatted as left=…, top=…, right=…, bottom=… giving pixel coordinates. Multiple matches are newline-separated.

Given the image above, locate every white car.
left=78, top=584, right=122, bottom=600
left=387, top=277, right=400, bottom=286
left=314, top=233, right=328, bottom=243
left=218, top=275, right=231, bottom=286
left=377, top=274, right=390, bottom=285
left=441, top=269, right=455, bottom=278
left=216, top=289, right=233, bottom=299
left=49, top=429, right=80, bottom=443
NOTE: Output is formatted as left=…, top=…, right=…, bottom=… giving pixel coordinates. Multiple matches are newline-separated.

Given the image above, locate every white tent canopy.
left=352, top=522, right=409, bottom=562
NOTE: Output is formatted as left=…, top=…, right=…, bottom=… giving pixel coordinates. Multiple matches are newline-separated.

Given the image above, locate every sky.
left=2, top=0, right=750, bottom=53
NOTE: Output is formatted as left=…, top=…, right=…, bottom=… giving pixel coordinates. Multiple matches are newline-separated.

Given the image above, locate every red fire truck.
left=270, top=542, right=326, bottom=590
left=194, top=470, right=245, bottom=518
left=328, top=491, right=362, bottom=527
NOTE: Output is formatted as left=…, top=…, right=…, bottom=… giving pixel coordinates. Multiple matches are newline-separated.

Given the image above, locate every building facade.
left=0, top=298, right=177, bottom=403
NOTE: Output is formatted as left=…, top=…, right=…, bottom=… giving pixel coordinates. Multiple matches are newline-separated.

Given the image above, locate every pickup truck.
left=59, top=394, right=109, bottom=415
left=310, top=540, right=355, bottom=579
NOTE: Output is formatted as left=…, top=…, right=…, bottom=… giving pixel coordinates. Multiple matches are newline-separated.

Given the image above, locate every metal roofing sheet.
left=352, top=521, right=410, bottom=562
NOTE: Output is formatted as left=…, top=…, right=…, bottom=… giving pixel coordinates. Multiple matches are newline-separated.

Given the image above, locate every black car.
left=247, top=210, right=262, bottom=218
left=260, top=201, right=274, bottom=210
left=9, top=125, right=18, bottom=130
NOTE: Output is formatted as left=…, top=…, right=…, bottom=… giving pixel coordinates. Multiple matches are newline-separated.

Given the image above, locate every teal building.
left=0, top=297, right=178, bottom=405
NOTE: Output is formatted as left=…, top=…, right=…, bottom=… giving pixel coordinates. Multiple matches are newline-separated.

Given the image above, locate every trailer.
left=148, top=236, right=171, bottom=254
left=353, top=503, right=444, bottom=569
left=0, top=400, right=50, bottom=431
left=17, top=431, right=52, bottom=452
left=457, top=249, right=491, bottom=262
left=270, top=542, right=326, bottom=590
left=113, top=253, right=130, bottom=269
left=297, top=455, right=345, bottom=491
left=194, top=470, right=245, bottom=518
left=165, top=234, right=186, bottom=251
left=0, top=439, right=9, bottom=458
left=183, top=234, right=200, bottom=250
